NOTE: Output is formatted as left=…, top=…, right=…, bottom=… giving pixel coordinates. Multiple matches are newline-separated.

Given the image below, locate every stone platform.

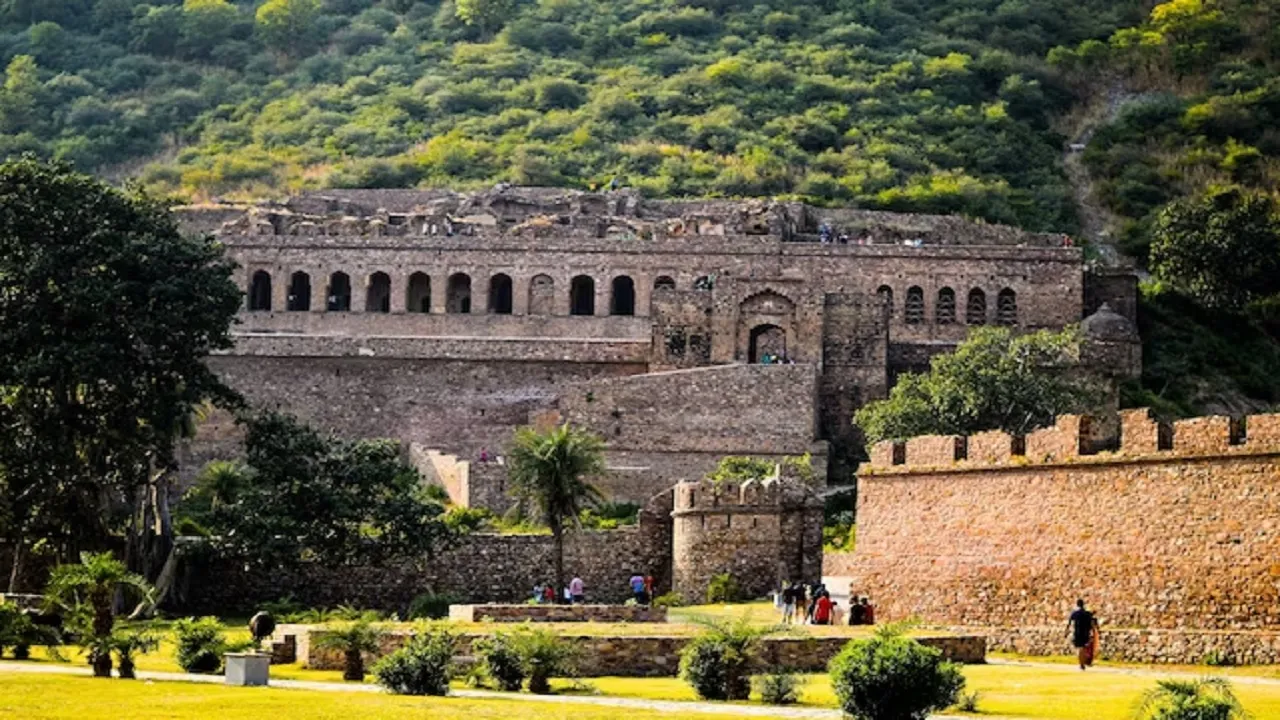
left=448, top=603, right=667, bottom=624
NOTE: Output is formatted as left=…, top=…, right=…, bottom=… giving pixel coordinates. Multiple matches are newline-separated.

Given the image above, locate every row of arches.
left=247, top=270, right=672, bottom=316
left=876, top=286, right=1017, bottom=326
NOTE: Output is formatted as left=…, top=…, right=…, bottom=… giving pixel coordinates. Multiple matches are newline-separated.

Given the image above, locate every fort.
left=179, top=186, right=1139, bottom=501
left=831, top=409, right=1280, bottom=663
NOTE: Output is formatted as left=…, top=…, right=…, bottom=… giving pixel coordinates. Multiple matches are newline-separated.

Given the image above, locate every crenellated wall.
left=834, top=410, right=1280, bottom=632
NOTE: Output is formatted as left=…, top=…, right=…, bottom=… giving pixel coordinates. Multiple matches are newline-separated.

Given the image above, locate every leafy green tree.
left=44, top=552, right=153, bottom=677
left=1150, top=187, right=1280, bottom=311
left=0, top=55, right=42, bottom=135
left=203, top=411, right=449, bottom=570
left=0, top=158, right=240, bottom=591
left=854, top=327, right=1090, bottom=443
left=507, top=423, right=605, bottom=600
left=1135, top=677, right=1249, bottom=720
left=180, top=0, right=245, bottom=60
left=313, top=618, right=386, bottom=681
left=679, top=617, right=776, bottom=701
left=255, top=0, right=321, bottom=57
left=455, top=0, right=518, bottom=32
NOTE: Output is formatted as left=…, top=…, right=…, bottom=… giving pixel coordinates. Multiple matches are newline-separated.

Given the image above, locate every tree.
left=854, top=326, right=1090, bottom=443
left=0, top=55, right=42, bottom=135
left=203, top=411, right=449, bottom=571
left=180, top=0, right=245, bottom=60
left=506, top=423, right=605, bottom=601
left=1135, top=677, right=1249, bottom=720
left=678, top=617, right=775, bottom=701
left=44, top=552, right=154, bottom=677
left=313, top=618, right=385, bottom=681
left=1150, top=187, right=1280, bottom=311
left=455, top=0, right=518, bottom=33
left=0, top=158, right=241, bottom=592
left=255, top=0, right=321, bottom=58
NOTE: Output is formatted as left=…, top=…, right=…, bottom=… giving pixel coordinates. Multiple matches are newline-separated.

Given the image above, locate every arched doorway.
left=570, top=275, right=595, bottom=316
left=489, top=274, right=513, bottom=314
left=749, top=324, right=787, bottom=364
left=447, top=273, right=472, bottom=314
left=611, top=276, right=635, bottom=316
left=287, top=272, right=311, bottom=311
left=248, top=270, right=272, bottom=311
left=366, top=272, right=391, bottom=313
left=406, top=272, right=430, bottom=313
left=327, top=272, right=351, bottom=312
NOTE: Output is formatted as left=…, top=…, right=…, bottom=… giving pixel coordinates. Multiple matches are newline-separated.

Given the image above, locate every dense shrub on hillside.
left=0, top=0, right=1151, bottom=229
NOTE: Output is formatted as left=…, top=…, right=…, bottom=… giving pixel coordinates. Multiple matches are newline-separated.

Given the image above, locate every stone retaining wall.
left=287, top=627, right=986, bottom=676
left=983, top=627, right=1280, bottom=665
left=448, top=604, right=667, bottom=623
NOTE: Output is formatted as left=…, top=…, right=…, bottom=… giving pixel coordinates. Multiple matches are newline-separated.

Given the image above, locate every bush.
left=408, top=592, right=460, bottom=621
left=705, top=573, right=740, bottom=603
left=511, top=627, right=579, bottom=694
left=173, top=617, right=228, bottom=674
left=373, top=625, right=457, bottom=696
left=652, top=591, right=685, bottom=608
left=443, top=506, right=493, bottom=534
left=0, top=603, right=57, bottom=659
left=679, top=619, right=772, bottom=701
left=313, top=619, right=385, bottom=682
left=474, top=632, right=525, bottom=691
left=755, top=670, right=800, bottom=705
left=829, top=625, right=965, bottom=720
left=955, top=690, right=981, bottom=712
left=1136, top=678, right=1248, bottom=720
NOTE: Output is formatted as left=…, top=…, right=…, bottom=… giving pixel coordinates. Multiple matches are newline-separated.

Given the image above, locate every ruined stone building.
left=179, top=187, right=1139, bottom=502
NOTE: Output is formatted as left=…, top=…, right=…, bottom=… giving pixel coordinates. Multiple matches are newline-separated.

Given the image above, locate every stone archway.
left=749, top=324, right=787, bottom=363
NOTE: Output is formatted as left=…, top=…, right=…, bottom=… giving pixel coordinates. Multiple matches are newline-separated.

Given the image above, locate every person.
left=849, top=596, right=865, bottom=626
left=533, top=582, right=545, bottom=604
left=1067, top=599, right=1100, bottom=670
left=644, top=575, right=654, bottom=604
left=861, top=597, right=875, bottom=625
left=814, top=591, right=833, bottom=625
left=781, top=583, right=796, bottom=624
left=629, top=573, right=646, bottom=604
left=791, top=583, right=806, bottom=625
left=830, top=601, right=844, bottom=626
left=543, top=583, right=555, bottom=604
left=570, top=576, right=585, bottom=604
left=479, top=447, right=490, bottom=463
left=806, top=582, right=824, bottom=624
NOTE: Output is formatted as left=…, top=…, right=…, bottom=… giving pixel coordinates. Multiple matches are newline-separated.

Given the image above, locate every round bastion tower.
left=671, top=476, right=824, bottom=604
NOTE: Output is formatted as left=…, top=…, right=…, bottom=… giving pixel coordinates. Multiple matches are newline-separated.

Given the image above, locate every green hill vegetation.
left=2, top=0, right=1280, bottom=417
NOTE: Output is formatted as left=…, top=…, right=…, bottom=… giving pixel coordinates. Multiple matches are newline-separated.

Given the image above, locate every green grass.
left=0, top=674, right=730, bottom=720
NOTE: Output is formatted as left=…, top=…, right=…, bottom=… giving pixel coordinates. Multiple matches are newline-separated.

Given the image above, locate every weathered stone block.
left=1024, top=414, right=1084, bottom=463
left=966, top=430, right=1016, bottom=464
left=905, top=435, right=965, bottom=466
left=1173, top=416, right=1232, bottom=455
left=1120, top=408, right=1160, bottom=455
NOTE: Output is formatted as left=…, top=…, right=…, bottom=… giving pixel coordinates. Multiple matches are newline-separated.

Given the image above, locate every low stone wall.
left=448, top=604, right=667, bottom=623
left=982, top=626, right=1280, bottom=665
left=287, top=626, right=986, bottom=676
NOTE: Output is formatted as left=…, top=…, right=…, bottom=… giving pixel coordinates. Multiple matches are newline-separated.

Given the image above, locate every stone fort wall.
left=830, top=410, right=1280, bottom=632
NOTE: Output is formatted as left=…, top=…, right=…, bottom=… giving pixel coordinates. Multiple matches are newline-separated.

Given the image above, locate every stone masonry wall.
left=831, top=410, right=1280, bottom=633
left=447, top=604, right=667, bottom=623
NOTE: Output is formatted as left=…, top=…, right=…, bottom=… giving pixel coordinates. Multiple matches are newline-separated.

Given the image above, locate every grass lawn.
left=0, top=674, right=732, bottom=720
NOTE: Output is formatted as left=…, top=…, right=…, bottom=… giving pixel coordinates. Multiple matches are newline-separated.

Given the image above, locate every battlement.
left=672, top=477, right=820, bottom=514
left=865, top=409, right=1280, bottom=473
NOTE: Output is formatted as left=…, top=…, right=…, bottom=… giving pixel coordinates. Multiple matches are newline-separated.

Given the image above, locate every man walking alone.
left=1067, top=599, right=1100, bottom=670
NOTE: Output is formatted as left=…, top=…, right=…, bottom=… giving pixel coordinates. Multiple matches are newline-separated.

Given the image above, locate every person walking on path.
left=570, top=575, right=585, bottom=604
left=629, top=573, right=647, bottom=604
left=1067, top=599, right=1100, bottom=670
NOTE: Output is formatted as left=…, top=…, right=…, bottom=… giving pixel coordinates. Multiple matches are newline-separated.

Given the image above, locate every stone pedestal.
left=224, top=652, right=270, bottom=686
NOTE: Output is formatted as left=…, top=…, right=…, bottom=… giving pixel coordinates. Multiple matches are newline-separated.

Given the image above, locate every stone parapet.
left=448, top=604, right=667, bottom=624
left=864, top=409, right=1278, bottom=473
left=982, top=626, right=1280, bottom=666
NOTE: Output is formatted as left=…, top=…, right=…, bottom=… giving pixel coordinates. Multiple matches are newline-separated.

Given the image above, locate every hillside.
left=0, top=0, right=1148, bottom=231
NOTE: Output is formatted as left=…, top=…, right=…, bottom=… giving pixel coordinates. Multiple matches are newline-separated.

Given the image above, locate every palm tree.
left=44, top=552, right=154, bottom=677
left=313, top=619, right=385, bottom=681
left=1135, top=677, right=1250, bottom=720
left=190, top=460, right=248, bottom=511
left=507, top=423, right=605, bottom=602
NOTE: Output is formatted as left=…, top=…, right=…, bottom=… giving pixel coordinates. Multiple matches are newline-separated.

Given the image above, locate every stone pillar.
left=269, top=268, right=286, bottom=313
left=389, top=273, right=406, bottom=314
left=513, top=275, right=530, bottom=315
left=555, top=273, right=571, bottom=316
left=431, top=272, right=449, bottom=314
left=472, top=273, right=490, bottom=315
left=312, top=269, right=326, bottom=313
left=635, top=275, right=652, bottom=318
left=596, top=280, right=610, bottom=317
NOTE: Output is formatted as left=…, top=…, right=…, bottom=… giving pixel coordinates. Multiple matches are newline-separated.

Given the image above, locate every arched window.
left=248, top=270, right=272, bottom=312
left=406, top=272, right=430, bottom=313
left=447, top=273, right=472, bottom=314
left=653, top=276, right=676, bottom=291
left=904, top=286, right=924, bottom=325
left=997, top=288, right=1017, bottom=326
left=876, top=285, right=893, bottom=321
left=936, top=287, right=956, bottom=325
left=570, top=275, right=595, bottom=316
left=365, top=272, right=391, bottom=313
left=528, top=274, right=554, bottom=315
left=966, top=288, right=987, bottom=325
left=327, top=272, right=351, bottom=312
left=749, top=324, right=787, bottom=364
left=611, top=276, right=635, bottom=316
left=287, top=272, right=311, bottom=312
left=489, top=274, right=513, bottom=314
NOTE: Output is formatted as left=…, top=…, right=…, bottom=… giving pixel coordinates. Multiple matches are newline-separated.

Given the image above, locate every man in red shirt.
left=814, top=593, right=833, bottom=625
